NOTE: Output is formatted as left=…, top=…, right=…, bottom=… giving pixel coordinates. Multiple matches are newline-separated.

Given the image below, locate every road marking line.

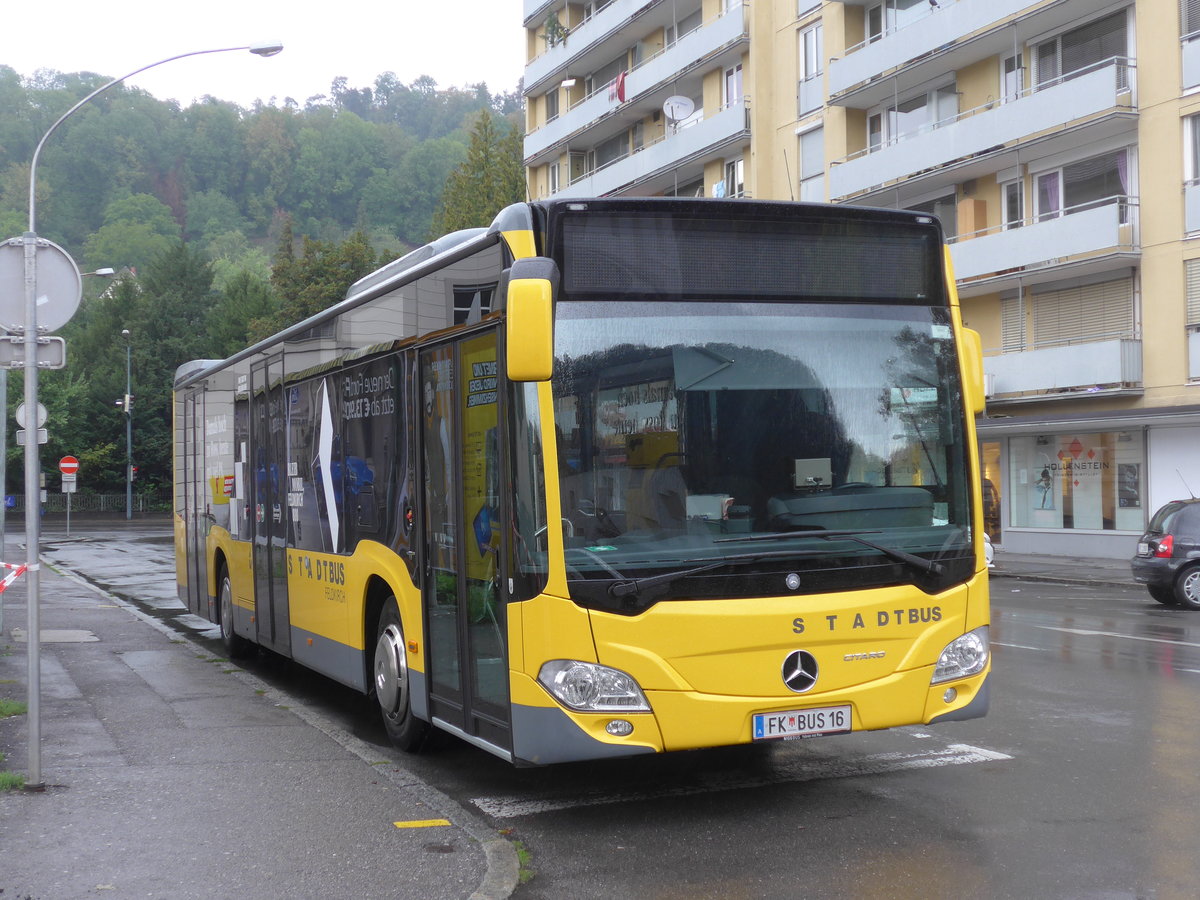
left=394, top=819, right=451, bottom=829
left=470, top=743, right=1011, bottom=819
left=993, top=641, right=1050, bottom=652
left=1034, top=625, right=1200, bottom=649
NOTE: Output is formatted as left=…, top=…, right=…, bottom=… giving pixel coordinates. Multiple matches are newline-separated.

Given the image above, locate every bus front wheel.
left=374, top=600, right=430, bottom=751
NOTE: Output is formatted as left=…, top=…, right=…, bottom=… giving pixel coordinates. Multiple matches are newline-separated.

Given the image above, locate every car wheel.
left=1174, top=566, right=1200, bottom=610
left=373, top=599, right=430, bottom=752
left=1148, top=584, right=1177, bottom=606
left=219, top=566, right=252, bottom=658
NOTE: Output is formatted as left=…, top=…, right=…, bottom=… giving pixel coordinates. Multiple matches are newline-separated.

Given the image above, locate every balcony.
left=525, top=3, right=745, bottom=164
left=829, top=0, right=1038, bottom=99
left=1184, top=34, right=1200, bottom=90
left=1186, top=181, right=1200, bottom=235
left=951, top=200, right=1137, bottom=294
left=797, top=73, right=823, bottom=118
left=985, top=338, right=1142, bottom=401
left=553, top=101, right=749, bottom=197
left=830, top=60, right=1135, bottom=201
left=525, top=0, right=648, bottom=91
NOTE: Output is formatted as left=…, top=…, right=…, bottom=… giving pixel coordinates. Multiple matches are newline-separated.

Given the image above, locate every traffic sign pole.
left=59, top=460, right=78, bottom=536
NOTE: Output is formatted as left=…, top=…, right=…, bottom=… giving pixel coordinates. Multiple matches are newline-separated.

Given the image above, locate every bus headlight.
left=538, top=660, right=651, bottom=713
left=931, top=626, right=989, bottom=684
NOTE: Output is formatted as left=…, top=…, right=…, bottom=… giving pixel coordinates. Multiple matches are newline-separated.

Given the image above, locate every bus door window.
left=420, top=332, right=510, bottom=745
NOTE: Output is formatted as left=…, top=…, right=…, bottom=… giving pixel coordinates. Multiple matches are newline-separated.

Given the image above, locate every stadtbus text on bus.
left=173, top=198, right=990, bottom=766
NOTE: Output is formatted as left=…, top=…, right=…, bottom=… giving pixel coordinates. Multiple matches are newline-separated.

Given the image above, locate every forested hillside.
left=0, top=67, right=525, bottom=496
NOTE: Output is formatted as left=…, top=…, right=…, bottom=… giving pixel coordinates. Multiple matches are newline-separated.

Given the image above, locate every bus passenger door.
left=182, top=389, right=209, bottom=619
left=420, top=332, right=511, bottom=752
left=249, top=354, right=291, bottom=655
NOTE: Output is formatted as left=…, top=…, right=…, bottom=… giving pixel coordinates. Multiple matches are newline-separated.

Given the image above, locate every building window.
left=1187, top=115, right=1200, bottom=186
left=725, top=158, right=745, bottom=197
left=1007, top=432, right=1144, bottom=532
left=1034, top=12, right=1127, bottom=89
left=867, top=83, right=957, bottom=149
left=545, top=89, right=559, bottom=123
left=866, top=0, right=928, bottom=42
left=666, top=9, right=703, bottom=45
left=801, top=24, right=823, bottom=79
left=908, top=194, right=957, bottom=240
left=1031, top=276, right=1134, bottom=347
left=798, top=24, right=824, bottom=116
left=595, top=131, right=630, bottom=169
left=1185, top=0, right=1200, bottom=39
left=1002, top=54, right=1024, bottom=103
left=1033, top=150, right=1130, bottom=223
left=1000, top=293, right=1025, bottom=351
left=1002, top=180, right=1024, bottom=230
left=548, top=161, right=560, bottom=195
left=725, top=64, right=744, bottom=108
left=799, top=127, right=824, bottom=201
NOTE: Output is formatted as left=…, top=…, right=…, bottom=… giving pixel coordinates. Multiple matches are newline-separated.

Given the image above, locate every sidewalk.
left=989, top=548, right=1134, bottom=587
left=0, top=559, right=516, bottom=899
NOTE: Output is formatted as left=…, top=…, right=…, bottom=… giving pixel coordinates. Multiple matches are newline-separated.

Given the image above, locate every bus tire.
left=218, top=565, right=252, bottom=659
left=374, top=600, right=429, bottom=752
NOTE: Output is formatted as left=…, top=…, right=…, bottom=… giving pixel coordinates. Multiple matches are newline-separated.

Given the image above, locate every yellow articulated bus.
left=173, top=198, right=990, bottom=766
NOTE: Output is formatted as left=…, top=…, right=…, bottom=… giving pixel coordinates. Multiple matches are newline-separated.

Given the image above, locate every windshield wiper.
left=606, top=548, right=827, bottom=599
left=716, top=529, right=944, bottom=577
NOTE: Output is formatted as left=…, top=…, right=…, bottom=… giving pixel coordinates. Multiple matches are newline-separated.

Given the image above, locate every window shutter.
left=1185, top=0, right=1200, bottom=37
left=1001, top=294, right=1025, bottom=351
left=1186, top=259, right=1200, bottom=325
left=1032, top=277, right=1133, bottom=345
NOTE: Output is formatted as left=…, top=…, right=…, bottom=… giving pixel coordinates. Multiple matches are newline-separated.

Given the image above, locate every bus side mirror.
left=961, top=327, right=985, bottom=415
left=506, top=257, right=558, bottom=382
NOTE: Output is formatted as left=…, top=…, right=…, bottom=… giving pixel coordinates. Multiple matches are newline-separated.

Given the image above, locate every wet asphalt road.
left=33, top=520, right=1200, bottom=899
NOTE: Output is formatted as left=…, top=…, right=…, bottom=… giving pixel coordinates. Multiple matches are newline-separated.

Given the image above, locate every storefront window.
left=1008, top=432, right=1143, bottom=531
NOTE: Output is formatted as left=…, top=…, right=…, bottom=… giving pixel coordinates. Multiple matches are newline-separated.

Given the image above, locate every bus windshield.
left=551, top=299, right=974, bottom=611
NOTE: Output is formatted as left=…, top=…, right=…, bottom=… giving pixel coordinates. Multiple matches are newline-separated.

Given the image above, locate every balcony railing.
left=524, top=3, right=746, bottom=163
left=524, top=0, right=643, bottom=89
left=984, top=336, right=1142, bottom=398
left=829, top=0, right=1035, bottom=98
left=1184, top=33, right=1200, bottom=90
left=550, top=100, right=749, bottom=197
left=1186, top=180, right=1200, bottom=235
left=949, top=199, right=1136, bottom=283
left=829, top=59, right=1134, bottom=200
left=797, top=73, right=823, bottom=117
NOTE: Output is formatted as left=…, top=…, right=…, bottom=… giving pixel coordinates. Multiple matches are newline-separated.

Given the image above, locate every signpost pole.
left=59, top=458, right=78, bottom=537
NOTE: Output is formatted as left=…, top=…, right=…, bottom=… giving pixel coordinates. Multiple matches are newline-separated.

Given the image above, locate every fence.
left=5, top=491, right=172, bottom=515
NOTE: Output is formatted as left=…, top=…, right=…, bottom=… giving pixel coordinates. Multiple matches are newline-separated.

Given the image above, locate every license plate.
left=752, top=705, right=852, bottom=741
left=1137, top=541, right=1150, bottom=557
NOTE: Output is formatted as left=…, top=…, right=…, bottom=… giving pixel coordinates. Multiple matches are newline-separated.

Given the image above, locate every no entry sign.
left=59, top=456, right=79, bottom=475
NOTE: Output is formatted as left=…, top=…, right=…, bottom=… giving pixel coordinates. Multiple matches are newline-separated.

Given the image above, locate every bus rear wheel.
left=374, top=600, right=429, bottom=752
left=218, top=566, right=251, bottom=658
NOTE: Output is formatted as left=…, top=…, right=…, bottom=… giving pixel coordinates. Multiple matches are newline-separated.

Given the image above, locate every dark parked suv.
left=1131, top=498, right=1200, bottom=608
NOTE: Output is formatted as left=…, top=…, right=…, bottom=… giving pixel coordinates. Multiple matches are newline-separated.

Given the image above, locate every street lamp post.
left=123, top=329, right=132, bottom=520
left=17, top=40, right=282, bottom=791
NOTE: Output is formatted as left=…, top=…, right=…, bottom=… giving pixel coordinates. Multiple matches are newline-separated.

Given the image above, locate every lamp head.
left=249, top=41, right=284, bottom=57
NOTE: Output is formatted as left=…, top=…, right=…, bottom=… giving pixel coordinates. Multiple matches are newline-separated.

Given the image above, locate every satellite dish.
left=663, top=95, right=694, bottom=122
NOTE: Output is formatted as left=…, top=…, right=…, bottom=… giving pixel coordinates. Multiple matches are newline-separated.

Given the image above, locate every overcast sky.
left=4, top=1, right=527, bottom=107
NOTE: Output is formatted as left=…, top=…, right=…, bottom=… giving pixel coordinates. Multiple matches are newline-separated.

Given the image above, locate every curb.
left=47, top=561, right=520, bottom=900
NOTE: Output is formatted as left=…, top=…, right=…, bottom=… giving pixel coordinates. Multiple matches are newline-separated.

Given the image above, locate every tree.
left=428, top=112, right=525, bottom=237
left=207, top=270, right=278, bottom=357
left=255, top=230, right=378, bottom=340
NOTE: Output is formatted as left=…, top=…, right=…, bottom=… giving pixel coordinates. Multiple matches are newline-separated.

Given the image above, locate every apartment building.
left=521, top=0, right=1200, bottom=558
